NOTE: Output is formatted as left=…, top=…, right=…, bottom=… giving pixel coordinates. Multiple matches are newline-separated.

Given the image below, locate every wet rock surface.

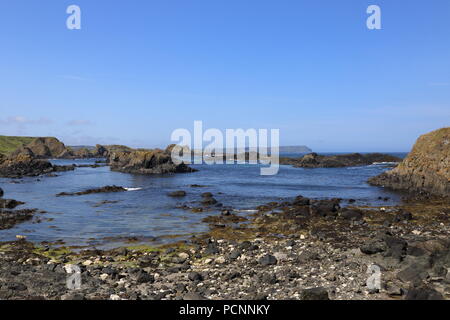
left=168, top=191, right=187, bottom=197
left=0, top=194, right=448, bottom=300
left=280, top=153, right=402, bottom=168
left=56, top=185, right=127, bottom=197
left=0, top=193, right=37, bottom=230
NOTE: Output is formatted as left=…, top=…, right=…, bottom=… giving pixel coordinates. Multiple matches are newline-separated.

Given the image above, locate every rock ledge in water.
left=280, top=152, right=401, bottom=168
left=56, top=185, right=127, bottom=197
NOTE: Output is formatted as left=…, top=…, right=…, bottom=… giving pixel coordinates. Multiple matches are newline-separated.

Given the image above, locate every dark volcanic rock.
left=259, top=255, right=277, bottom=266
left=188, top=272, right=203, bottom=281
left=280, top=152, right=401, bottom=168
left=310, top=199, right=340, bottom=217
left=299, top=287, right=330, bottom=300
left=168, top=191, right=186, bottom=197
left=56, top=185, right=127, bottom=197
left=0, top=199, right=25, bottom=209
left=339, top=208, right=363, bottom=221
left=369, top=127, right=450, bottom=197
left=201, top=197, right=218, bottom=206
left=205, top=242, right=219, bottom=255
left=0, top=208, right=37, bottom=230
left=360, top=240, right=387, bottom=255
left=135, top=271, right=155, bottom=284
left=405, top=286, right=444, bottom=300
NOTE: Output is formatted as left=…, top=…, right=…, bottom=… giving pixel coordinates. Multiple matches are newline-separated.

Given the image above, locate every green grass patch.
left=0, top=135, right=35, bottom=155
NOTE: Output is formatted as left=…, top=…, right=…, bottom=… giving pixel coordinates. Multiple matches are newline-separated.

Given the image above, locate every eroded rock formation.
left=369, top=128, right=450, bottom=197
left=109, top=148, right=196, bottom=175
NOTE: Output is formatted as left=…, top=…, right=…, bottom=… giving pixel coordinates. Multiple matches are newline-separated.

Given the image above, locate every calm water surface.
left=0, top=153, right=407, bottom=248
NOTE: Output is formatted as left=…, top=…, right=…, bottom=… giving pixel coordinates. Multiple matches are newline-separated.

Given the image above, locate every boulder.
left=258, top=255, right=278, bottom=266
left=369, top=127, right=450, bottom=197
left=405, top=285, right=444, bottom=300
left=168, top=191, right=187, bottom=197
left=299, top=287, right=330, bottom=300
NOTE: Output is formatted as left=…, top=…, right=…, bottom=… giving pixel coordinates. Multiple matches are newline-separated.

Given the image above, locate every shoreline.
left=0, top=195, right=448, bottom=300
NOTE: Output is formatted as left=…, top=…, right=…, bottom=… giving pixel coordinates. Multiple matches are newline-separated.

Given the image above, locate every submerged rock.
left=168, top=191, right=187, bottom=197
left=0, top=208, right=37, bottom=230
left=0, top=199, right=25, bottom=209
left=369, top=127, right=450, bottom=197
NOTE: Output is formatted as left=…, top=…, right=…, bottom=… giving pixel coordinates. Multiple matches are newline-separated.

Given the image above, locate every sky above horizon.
left=0, top=0, right=449, bottom=152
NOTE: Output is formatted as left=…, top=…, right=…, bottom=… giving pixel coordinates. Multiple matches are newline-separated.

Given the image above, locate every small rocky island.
left=280, top=152, right=402, bottom=168
left=109, top=145, right=196, bottom=175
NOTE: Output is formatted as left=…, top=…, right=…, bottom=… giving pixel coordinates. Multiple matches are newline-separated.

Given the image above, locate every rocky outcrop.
left=7, top=137, right=116, bottom=159
left=0, top=208, right=37, bottom=230
left=56, top=185, right=127, bottom=197
left=109, top=148, right=196, bottom=175
left=94, top=145, right=108, bottom=158
left=280, top=153, right=402, bottom=168
left=0, top=154, right=74, bottom=178
left=10, top=137, right=67, bottom=159
left=369, top=128, right=450, bottom=197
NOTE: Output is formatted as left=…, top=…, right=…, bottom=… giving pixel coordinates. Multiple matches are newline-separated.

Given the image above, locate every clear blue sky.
left=0, top=0, right=449, bottom=152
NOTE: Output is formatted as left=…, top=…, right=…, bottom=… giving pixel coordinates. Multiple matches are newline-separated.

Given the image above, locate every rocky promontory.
left=10, top=137, right=68, bottom=159
left=109, top=147, right=196, bottom=175
left=369, top=128, right=450, bottom=197
left=4, top=136, right=113, bottom=159
left=280, top=153, right=402, bottom=168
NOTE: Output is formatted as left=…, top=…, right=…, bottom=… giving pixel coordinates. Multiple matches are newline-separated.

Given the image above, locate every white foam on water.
left=124, top=187, right=142, bottom=191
